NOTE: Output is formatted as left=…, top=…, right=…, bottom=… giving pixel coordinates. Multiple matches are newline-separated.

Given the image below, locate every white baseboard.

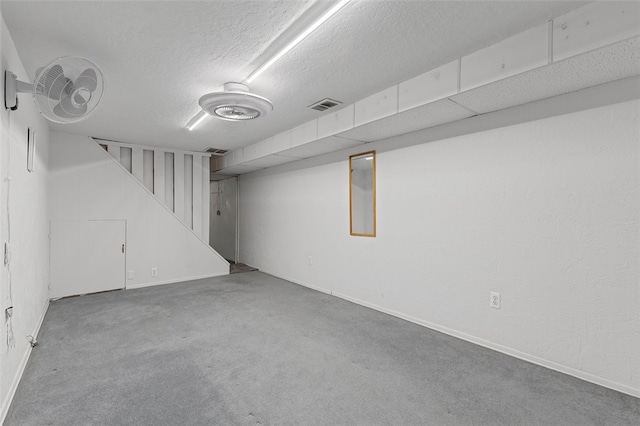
left=260, top=269, right=640, bottom=399
left=125, top=272, right=229, bottom=290
left=261, top=270, right=332, bottom=296
left=1, top=299, right=50, bottom=425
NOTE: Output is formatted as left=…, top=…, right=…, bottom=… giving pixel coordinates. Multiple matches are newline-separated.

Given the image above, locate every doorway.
left=209, top=177, right=238, bottom=262
left=50, top=220, right=126, bottom=298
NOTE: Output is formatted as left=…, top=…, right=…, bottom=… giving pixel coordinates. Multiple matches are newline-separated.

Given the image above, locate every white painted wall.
left=184, top=154, right=194, bottom=229
left=49, top=132, right=229, bottom=290
left=0, top=14, right=51, bottom=422
left=239, top=99, right=640, bottom=397
left=164, top=152, right=174, bottom=210
left=210, top=178, right=237, bottom=262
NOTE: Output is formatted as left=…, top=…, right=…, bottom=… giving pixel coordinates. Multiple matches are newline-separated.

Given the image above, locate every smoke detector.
left=199, top=83, right=273, bottom=121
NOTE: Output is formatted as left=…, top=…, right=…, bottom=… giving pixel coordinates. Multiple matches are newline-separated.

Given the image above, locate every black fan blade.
left=74, top=68, right=97, bottom=92
left=54, top=95, right=87, bottom=118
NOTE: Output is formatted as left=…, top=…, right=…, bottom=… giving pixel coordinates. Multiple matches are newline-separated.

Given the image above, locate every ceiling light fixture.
left=186, top=83, right=273, bottom=129
left=185, top=0, right=349, bottom=130
left=199, top=82, right=273, bottom=121
left=244, top=0, right=351, bottom=84
left=186, top=110, right=209, bottom=131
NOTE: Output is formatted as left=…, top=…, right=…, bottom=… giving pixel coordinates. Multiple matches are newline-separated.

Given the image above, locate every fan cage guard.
left=213, top=105, right=261, bottom=120
left=34, top=56, right=104, bottom=124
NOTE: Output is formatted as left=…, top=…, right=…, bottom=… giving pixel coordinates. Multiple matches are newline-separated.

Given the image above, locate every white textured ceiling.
left=1, top=0, right=588, bottom=152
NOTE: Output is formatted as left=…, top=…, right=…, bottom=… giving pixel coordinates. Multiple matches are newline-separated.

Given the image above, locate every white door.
left=50, top=220, right=126, bottom=298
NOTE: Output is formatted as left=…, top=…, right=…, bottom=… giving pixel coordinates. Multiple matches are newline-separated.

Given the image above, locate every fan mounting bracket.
left=4, top=71, right=33, bottom=110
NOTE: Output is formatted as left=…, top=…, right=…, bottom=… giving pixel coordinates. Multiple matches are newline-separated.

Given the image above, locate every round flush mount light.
left=199, top=82, right=273, bottom=122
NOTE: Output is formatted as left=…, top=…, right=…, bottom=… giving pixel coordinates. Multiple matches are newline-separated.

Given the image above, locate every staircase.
left=96, top=138, right=211, bottom=243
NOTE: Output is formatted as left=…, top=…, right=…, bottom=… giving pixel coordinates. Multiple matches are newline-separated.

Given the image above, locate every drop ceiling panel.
left=451, top=36, right=640, bottom=114
left=241, top=154, right=300, bottom=168
left=339, top=99, right=476, bottom=143
left=553, top=2, right=640, bottom=62
left=279, top=136, right=364, bottom=159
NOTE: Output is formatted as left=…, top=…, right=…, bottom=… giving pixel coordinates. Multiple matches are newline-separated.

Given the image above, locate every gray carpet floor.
left=5, top=272, right=640, bottom=425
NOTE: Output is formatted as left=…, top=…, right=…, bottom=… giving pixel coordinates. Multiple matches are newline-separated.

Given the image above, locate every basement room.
left=0, top=0, right=639, bottom=424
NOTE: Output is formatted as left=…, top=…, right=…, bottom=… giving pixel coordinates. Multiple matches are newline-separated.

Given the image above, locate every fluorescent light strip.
left=245, top=0, right=351, bottom=84
left=186, top=110, right=209, bottom=131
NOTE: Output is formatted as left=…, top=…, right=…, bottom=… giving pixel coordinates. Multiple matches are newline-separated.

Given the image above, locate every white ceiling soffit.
left=450, top=37, right=640, bottom=114
left=280, top=136, right=363, bottom=159
left=210, top=1, right=640, bottom=177
left=241, top=154, right=303, bottom=169
left=1, top=0, right=587, bottom=152
left=213, top=164, right=262, bottom=176
left=339, top=98, right=476, bottom=143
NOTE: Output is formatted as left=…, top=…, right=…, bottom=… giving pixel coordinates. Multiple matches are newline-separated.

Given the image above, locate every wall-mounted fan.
left=4, top=56, right=104, bottom=124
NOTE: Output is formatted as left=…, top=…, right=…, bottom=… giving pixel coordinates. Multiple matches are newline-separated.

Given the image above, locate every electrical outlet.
left=151, top=267, right=158, bottom=277
left=490, top=291, right=501, bottom=309
left=308, top=256, right=312, bottom=265
left=128, top=270, right=134, bottom=280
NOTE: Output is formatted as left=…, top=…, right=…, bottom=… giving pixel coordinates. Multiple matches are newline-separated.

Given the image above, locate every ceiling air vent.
left=308, top=98, right=342, bottom=112
left=205, top=148, right=228, bottom=156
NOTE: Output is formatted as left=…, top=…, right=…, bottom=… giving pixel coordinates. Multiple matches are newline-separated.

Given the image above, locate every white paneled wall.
left=201, top=156, right=210, bottom=241
left=153, top=150, right=165, bottom=203
left=99, top=140, right=210, bottom=243
left=142, top=150, right=154, bottom=191
left=132, top=147, right=143, bottom=181
left=107, top=144, right=120, bottom=162
left=164, top=152, right=175, bottom=211
left=174, top=152, right=185, bottom=222
left=184, top=154, right=194, bottom=229
left=120, top=147, right=132, bottom=173
left=192, top=155, right=203, bottom=236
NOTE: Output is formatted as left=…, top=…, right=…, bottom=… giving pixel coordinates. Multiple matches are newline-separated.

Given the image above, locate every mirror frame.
left=349, top=150, right=376, bottom=237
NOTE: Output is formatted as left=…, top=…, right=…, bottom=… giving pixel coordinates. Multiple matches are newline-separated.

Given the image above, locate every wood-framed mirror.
left=349, top=151, right=376, bottom=237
